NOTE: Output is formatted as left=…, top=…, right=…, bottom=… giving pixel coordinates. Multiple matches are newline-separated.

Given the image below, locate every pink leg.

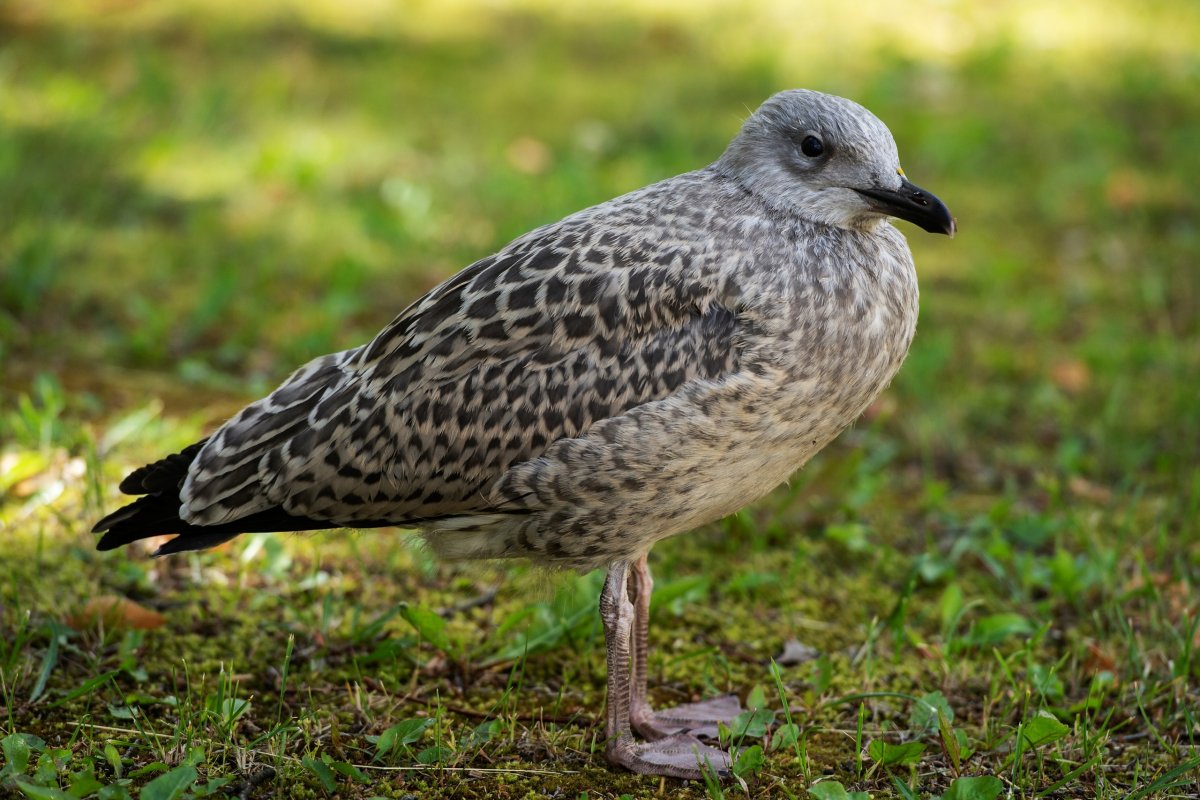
left=627, top=554, right=744, bottom=742
left=601, top=561, right=730, bottom=779
left=629, top=554, right=659, bottom=734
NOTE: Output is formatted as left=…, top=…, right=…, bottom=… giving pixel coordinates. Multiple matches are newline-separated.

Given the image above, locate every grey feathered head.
left=718, top=89, right=955, bottom=236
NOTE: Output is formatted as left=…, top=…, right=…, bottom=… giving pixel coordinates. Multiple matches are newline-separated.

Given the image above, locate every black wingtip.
left=117, top=439, right=208, bottom=495
left=95, top=438, right=392, bottom=554
left=92, top=505, right=137, bottom=535
left=95, top=496, right=358, bottom=554
left=96, top=441, right=207, bottom=549
left=152, top=531, right=241, bottom=555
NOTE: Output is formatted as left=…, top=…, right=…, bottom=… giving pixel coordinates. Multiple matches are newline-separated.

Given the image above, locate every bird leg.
left=627, top=554, right=744, bottom=742
left=601, top=561, right=731, bottom=779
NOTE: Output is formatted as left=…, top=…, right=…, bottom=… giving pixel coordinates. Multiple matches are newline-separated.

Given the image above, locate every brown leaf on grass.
left=775, top=638, right=819, bottom=665
left=69, top=595, right=167, bottom=630
left=1068, top=476, right=1113, bottom=504
left=1083, top=641, right=1117, bottom=678
left=1049, top=359, right=1091, bottom=394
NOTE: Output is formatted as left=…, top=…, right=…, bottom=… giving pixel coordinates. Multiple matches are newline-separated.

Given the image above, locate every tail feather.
left=95, top=440, right=391, bottom=555
left=94, top=496, right=348, bottom=554
left=117, top=439, right=208, bottom=495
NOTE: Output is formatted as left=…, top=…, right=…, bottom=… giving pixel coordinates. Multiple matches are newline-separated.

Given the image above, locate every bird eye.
left=800, top=135, right=824, bottom=157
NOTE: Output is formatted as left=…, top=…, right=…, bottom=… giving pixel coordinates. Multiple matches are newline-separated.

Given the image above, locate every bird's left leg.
left=628, top=553, right=743, bottom=742
left=602, top=560, right=730, bottom=778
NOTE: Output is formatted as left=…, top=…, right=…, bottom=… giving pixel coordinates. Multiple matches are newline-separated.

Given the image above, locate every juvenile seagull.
left=95, top=89, right=954, bottom=779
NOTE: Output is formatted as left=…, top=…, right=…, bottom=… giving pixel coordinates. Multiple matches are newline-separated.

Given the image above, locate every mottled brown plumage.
left=94, top=89, right=954, bottom=778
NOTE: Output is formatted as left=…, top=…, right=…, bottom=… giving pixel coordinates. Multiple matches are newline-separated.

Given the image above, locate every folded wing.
left=96, top=189, right=743, bottom=553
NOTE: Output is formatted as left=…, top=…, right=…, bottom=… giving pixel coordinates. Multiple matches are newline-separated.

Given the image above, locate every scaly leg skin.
left=601, top=561, right=731, bottom=779
left=627, top=554, right=744, bottom=742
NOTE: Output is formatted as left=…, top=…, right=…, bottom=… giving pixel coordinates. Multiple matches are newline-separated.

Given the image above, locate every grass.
left=2, top=0, right=1199, bottom=797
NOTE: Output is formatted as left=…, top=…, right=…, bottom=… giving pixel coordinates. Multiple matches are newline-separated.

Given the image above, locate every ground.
left=1, top=1, right=1198, bottom=798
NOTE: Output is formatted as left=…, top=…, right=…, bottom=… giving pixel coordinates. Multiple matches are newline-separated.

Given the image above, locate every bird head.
left=717, top=89, right=956, bottom=237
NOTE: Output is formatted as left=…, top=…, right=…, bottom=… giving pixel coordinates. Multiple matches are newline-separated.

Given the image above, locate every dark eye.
left=800, top=135, right=824, bottom=157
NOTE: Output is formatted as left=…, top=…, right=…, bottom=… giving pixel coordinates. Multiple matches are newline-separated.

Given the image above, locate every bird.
left=94, top=89, right=954, bottom=779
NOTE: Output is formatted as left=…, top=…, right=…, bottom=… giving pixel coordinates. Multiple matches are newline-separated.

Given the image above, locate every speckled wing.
left=180, top=182, right=743, bottom=530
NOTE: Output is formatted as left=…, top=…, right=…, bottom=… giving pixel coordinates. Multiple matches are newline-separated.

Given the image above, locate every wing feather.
left=172, top=176, right=745, bottom=529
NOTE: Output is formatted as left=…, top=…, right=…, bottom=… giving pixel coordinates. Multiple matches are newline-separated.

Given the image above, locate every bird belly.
left=435, top=371, right=833, bottom=569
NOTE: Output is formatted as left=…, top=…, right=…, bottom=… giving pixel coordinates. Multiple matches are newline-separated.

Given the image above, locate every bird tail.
left=92, top=439, right=343, bottom=556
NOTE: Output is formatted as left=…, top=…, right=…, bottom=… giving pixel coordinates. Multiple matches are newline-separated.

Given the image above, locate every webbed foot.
left=631, top=693, right=743, bottom=741
left=606, top=733, right=731, bottom=780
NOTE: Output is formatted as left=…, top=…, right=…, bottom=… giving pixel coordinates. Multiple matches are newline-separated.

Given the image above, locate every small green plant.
left=369, top=718, right=433, bottom=762
left=1, top=737, right=232, bottom=800
left=806, top=780, right=869, bottom=800
left=938, top=776, right=1004, bottom=800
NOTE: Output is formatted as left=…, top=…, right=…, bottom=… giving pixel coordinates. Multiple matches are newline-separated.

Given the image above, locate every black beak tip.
left=856, top=179, right=956, bottom=238
left=905, top=179, right=956, bottom=238
left=925, top=210, right=957, bottom=238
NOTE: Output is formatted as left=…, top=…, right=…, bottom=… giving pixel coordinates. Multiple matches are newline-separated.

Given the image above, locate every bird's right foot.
left=630, top=693, right=743, bottom=741
left=606, top=733, right=731, bottom=780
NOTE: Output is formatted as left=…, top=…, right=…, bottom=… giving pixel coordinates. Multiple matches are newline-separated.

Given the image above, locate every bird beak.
left=855, top=178, right=956, bottom=236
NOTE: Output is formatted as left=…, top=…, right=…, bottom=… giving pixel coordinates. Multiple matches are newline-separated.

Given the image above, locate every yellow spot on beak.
left=897, top=167, right=906, bottom=178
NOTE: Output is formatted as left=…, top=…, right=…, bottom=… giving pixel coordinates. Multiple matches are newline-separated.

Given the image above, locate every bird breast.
left=731, top=222, right=920, bottom=474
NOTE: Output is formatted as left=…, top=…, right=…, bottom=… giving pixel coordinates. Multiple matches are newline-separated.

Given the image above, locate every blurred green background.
left=1, top=1, right=1198, bottom=797
left=3, top=0, right=1198, bottom=484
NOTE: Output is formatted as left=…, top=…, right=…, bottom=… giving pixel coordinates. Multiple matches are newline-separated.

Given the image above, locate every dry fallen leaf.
left=775, top=638, right=819, bottom=665
left=1084, top=640, right=1117, bottom=678
left=69, top=595, right=167, bottom=631
left=1068, top=476, right=1113, bottom=504
left=1049, top=359, right=1091, bottom=394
